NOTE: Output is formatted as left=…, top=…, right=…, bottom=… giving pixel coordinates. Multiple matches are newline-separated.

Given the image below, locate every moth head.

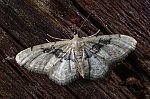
left=72, top=33, right=80, bottom=40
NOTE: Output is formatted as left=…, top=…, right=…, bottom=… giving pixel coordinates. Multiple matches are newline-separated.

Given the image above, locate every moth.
left=15, top=33, right=137, bottom=85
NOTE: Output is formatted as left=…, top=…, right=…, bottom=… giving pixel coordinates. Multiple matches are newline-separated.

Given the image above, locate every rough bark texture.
left=0, top=0, right=150, bottom=99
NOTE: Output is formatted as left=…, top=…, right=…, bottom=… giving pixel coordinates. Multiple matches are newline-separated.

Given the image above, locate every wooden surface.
left=0, top=0, right=150, bottom=99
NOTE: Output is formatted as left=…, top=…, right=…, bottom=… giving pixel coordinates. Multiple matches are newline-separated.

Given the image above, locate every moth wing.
left=16, top=40, right=78, bottom=85
left=82, top=34, right=137, bottom=79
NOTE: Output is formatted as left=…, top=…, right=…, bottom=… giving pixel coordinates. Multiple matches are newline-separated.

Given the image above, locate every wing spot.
left=52, top=49, right=66, bottom=58
left=98, top=38, right=112, bottom=44
left=41, top=45, right=55, bottom=53
left=90, top=43, right=103, bottom=54
left=42, top=48, right=52, bottom=53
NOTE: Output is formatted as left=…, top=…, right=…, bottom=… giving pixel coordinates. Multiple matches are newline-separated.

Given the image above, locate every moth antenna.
left=72, top=13, right=91, bottom=37
left=79, top=13, right=91, bottom=29
left=47, top=34, right=68, bottom=41
left=81, top=29, right=100, bottom=38
left=70, top=13, right=91, bottom=37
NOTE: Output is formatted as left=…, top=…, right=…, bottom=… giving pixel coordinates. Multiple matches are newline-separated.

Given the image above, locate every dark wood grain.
left=0, top=0, right=150, bottom=99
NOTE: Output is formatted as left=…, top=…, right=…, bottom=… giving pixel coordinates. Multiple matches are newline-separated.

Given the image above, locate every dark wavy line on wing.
left=83, top=48, right=91, bottom=78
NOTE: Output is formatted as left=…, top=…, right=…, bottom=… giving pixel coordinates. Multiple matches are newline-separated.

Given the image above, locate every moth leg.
left=88, top=29, right=100, bottom=37
left=46, top=39, right=50, bottom=43
left=47, top=34, right=69, bottom=41
left=82, top=29, right=100, bottom=39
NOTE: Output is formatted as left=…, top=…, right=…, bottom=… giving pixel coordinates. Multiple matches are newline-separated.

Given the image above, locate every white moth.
left=16, top=34, right=137, bottom=85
